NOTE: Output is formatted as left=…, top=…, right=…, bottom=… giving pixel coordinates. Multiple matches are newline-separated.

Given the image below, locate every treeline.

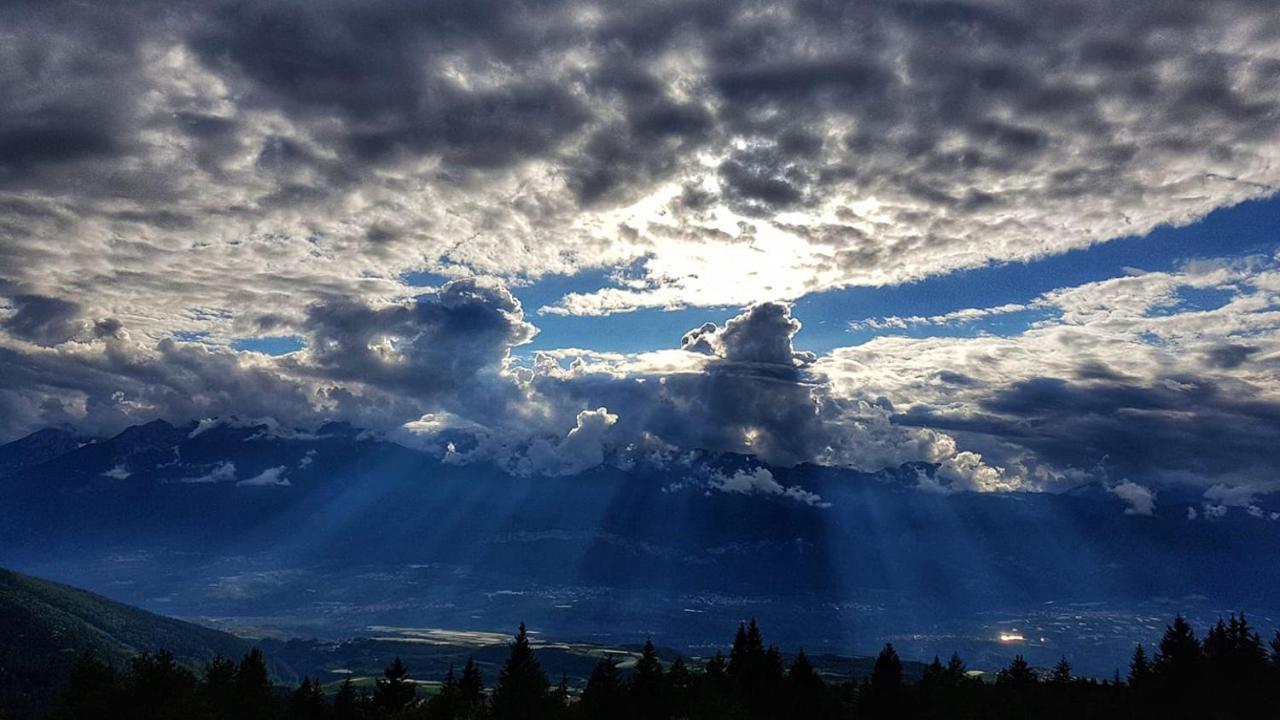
left=45, top=615, right=1280, bottom=720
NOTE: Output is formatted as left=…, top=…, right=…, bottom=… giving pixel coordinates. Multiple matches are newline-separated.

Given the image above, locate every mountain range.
left=2, top=419, right=1278, bottom=675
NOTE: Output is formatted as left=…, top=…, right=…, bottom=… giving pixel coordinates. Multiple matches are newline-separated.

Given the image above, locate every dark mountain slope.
left=0, top=567, right=250, bottom=716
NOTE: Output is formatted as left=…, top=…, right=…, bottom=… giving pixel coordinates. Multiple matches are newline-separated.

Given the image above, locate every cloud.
left=1110, top=481, right=1156, bottom=516
left=0, top=0, right=1277, bottom=354
left=101, top=464, right=131, bottom=480
left=237, top=466, right=290, bottom=487
left=709, top=467, right=829, bottom=507
left=520, top=407, right=619, bottom=477
left=178, top=461, right=237, bottom=484
left=1, top=295, right=89, bottom=346
left=823, top=256, right=1280, bottom=491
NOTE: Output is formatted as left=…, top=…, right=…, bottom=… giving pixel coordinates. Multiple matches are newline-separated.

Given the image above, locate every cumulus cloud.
left=709, top=467, right=829, bottom=507
left=1110, top=481, right=1156, bottom=516
left=521, top=408, right=619, bottom=477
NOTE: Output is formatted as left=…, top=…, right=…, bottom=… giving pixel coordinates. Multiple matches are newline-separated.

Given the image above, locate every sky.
left=2, top=0, right=1280, bottom=511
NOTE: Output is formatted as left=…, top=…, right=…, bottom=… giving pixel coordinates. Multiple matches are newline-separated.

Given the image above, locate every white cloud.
left=709, top=468, right=830, bottom=508
left=1110, top=481, right=1156, bottom=516
left=237, top=466, right=290, bottom=487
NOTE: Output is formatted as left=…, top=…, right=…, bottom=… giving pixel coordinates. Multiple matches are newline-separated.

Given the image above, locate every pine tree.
left=459, top=658, right=486, bottom=719
left=870, top=644, right=903, bottom=691
left=431, top=665, right=461, bottom=720
left=58, top=650, right=119, bottom=715
left=944, top=652, right=968, bottom=686
left=787, top=649, right=826, bottom=720
left=290, top=676, right=327, bottom=720
left=121, top=650, right=200, bottom=718
left=632, top=639, right=666, bottom=720
left=997, top=655, right=1038, bottom=689
left=1154, top=614, right=1202, bottom=692
left=549, top=674, right=571, bottom=717
left=580, top=658, right=626, bottom=720
left=374, top=656, right=417, bottom=711
left=920, top=656, right=945, bottom=689
left=1128, top=644, right=1151, bottom=688
left=333, top=677, right=360, bottom=720
left=201, top=655, right=238, bottom=720
left=491, top=623, right=551, bottom=720
left=664, top=657, right=692, bottom=718
left=236, top=648, right=275, bottom=720
left=1050, top=656, right=1073, bottom=684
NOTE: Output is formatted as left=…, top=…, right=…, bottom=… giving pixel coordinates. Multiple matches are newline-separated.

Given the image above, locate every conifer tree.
left=787, top=649, right=826, bottom=720
left=491, top=623, right=551, bottom=720
left=665, top=656, right=692, bottom=718
left=290, top=677, right=326, bottom=720
left=870, top=644, right=903, bottom=691
left=333, top=677, right=360, bottom=720
left=549, top=674, right=571, bottom=718
left=920, top=656, right=945, bottom=689
left=1050, top=656, right=1073, bottom=684
left=944, top=652, right=968, bottom=686
left=58, top=650, right=118, bottom=715
left=122, top=650, right=200, bottom=718
left=580, top=658, right=626, bottom=720
left=1128, top=644, right=1151, bottom=688
left=632, top=639, right=666, bottom=720
left=200, top=656, right=238, bottom=720
left=997, top=655, right=1038, bottom=689
left=374, top=656, right=416, bottom=712
left=1154, top=614, right=1202, bottom=688
left=236, top=648, right=275, bottom=720
left=458, top=658, right=486, bottom=719
left=431, top=665, right=461, bottom=720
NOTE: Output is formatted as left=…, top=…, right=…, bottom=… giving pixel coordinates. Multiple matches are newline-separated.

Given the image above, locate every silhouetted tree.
left=860, top=643, right=906, bottom=719
left=787, top=649, right=826, bottom=720
left=580, top=658, right=626, bottom=720
left=549, top=674, right=571, bottom=719
left=430, top=665, right=461, bottom=720
left=491, top=623, right=551, bottom=720
left=374, top=657, right=416, bottom=712
left=996, top=655, right=1037, bottom=689
left=1050, top=657, right=1073, bottom=684
left=55, top=650, right=118, bottom=717
left=944, top=653, right=968, bottom=686
left=289, top=676, right=327, bottom=720
left=121, top=650, right=200, bottom=720
left=632, top=640, right=666, bottom=720
left=871, top=644, right=903, bottom=692
left=663, top=656, right=692, bottom=717
left=236, top=648, right=275, bottom=720
left=458, top=658, right=486, bottom=720
left=1154, top=614, right=1201, bottom=683
left=1128, top=644, right=1151, bottom=689
left=333, top=677, right=361, bottom=720
left=920, top=656, right=945, bottom=690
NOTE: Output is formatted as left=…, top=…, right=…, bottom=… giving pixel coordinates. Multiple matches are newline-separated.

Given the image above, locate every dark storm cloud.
left=2, top=295, right=86, bottom=346
left=300, top=277, right=536, bottom=399
left=1203, top=343, right=1260, bottom=370
left=190, top=0, right=591, bottom=171
left=898, top=375, right=1280, bottom=485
